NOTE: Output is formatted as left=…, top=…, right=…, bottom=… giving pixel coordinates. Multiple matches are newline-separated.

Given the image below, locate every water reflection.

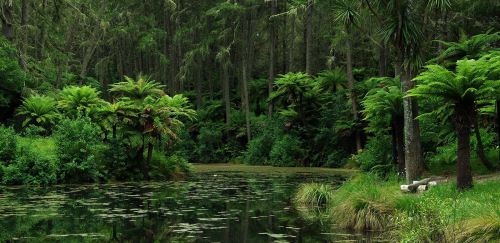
left=0, top=172, right=370, bottom=242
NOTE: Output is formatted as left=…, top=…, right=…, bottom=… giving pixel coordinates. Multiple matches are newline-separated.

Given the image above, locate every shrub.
left=53, top=118, right=104, bottom=183
left=195, top=122, right=225, bottom=163
left=21, top=125, right=47, bottom=138
left=244, top=135, right=273, bottom=165
left=269, top=134, right=303, bottom=167
left=244, top=116, right=286, bottom=165
left=149, top=151, right=192, bottom=179
left=355, top=135, right=393, bottom=175
left=2, top=145, right=57, bottom=186
left=0, top=126, right=16, bottom=163
left=328, top=174, right=398, bottom=232
left=102, top=139, right=129, bottom=180
left=294, top=183, right=335, bottom=207
left=324, top=150, right=349, bottom=168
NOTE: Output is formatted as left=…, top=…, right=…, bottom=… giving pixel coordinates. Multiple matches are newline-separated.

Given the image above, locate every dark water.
left=0, top=172, right=370, bottom=242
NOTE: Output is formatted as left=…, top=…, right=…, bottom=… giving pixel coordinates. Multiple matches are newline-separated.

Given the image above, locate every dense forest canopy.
left=0, top=0, right=498, bottom=190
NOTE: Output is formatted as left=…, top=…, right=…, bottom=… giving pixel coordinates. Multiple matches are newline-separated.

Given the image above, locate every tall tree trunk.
left=195, top=62, right=202, bottom=109
left=242, top=59, right=251, bottom=142
left=19, top=0, right=30, bottom=70
left=393, top=115, right=405, bottom=173
left=268, top=0, right=277, bottom=117
left=1, top=1, right=13, bottom=40
left=281, top=1, right=288, bottom=73
left=288, top=14, right=295, bottom=72
left=474, top=118, right=495, bottom=170
left=401, top=67, right=423, bottom=183
left=378, top=43, right=388, bottom=76
left=305, top=0, right=313, bottom=74
left=456, top=113, right=473, bottom=190
left=345, top=27, right=362, bottom=152
left=222, top=64, right=231, bottom=125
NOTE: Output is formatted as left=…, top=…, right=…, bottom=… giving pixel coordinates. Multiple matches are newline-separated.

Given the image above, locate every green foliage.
left=244, top=116, right=285, bottom=165
left=2, top=145, right=57, bottom=186
left=21, top=125, right=47, bottom=138
left=244, top=135, right=274, bottom=165
left=101, top=139, right=130, bottom=181
left=328, top=174, right=398, bottom=232
left=58, top=86, right=103, bottom=118
left=392, top=180, right=500, bottom=242
left=149, top=151, right=192, bottom=180
left=294, top=183, right=335, bottom=207
left=0, top=126, right=17, bottom=163
left=195, top=122, right=225, bottom=163
left=0, top=37, right=26, bottom=108
left=53, top=118, right=104, bottom=183
left=269, top=72, right=315, bottom=109
left=315, top=68, right=347, bottom=92
left=17, top=95, right=60, bottom=128
left=355, top=135, right=393, bottom=174
left=109, top=75, right=165, bottom=100
left=269, top=134, right=303, bottom=167
left=432, top=31, right=500, bottom=67
left=362, top=77, right=403, bottom=133
left=410, top=59, right=499, bottom=122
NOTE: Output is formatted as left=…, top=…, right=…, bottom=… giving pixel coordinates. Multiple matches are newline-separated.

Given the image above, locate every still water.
left=0, top=171, right=370, bottom=242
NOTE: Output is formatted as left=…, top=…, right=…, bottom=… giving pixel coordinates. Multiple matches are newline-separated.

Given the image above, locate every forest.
left=0, top=0, right=499, bottom=242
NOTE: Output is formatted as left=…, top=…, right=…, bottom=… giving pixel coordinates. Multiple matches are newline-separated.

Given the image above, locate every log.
left=401, top=177, right=441, bottom=193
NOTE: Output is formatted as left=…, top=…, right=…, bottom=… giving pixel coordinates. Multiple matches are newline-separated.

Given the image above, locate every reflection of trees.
left=0, top=173, right=347, bottom=242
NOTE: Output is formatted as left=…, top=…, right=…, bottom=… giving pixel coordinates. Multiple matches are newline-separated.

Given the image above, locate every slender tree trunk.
left=456, top=116, right=473, bottom=190
left=242, top=59, right=251, bottom=142
left=282, top=1, right=288, bottom=73
left=392, top=116, right=406, bottom=173
left=474, top=118, right=495, bottom=170
left=1, top=1, right=13, bottom=40
left=19, top=0, right=30, bottom=70
left=268, top=0, right=277, bottom=117
left=223, top=64, right=231, bottom=125
left=401, top=67, right=423, bottom=183
left=289, top=14, right=295, bottom=72
left=378, top=43, right=388, bottom=76
left=195, top=63, right=202, bottom=109
left=305, top=0, right=313, bottom=74
left=345, top=27, right=362, bottom=152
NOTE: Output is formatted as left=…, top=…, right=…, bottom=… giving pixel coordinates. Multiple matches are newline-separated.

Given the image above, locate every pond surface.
left=0, top=170, right=371, bottom=242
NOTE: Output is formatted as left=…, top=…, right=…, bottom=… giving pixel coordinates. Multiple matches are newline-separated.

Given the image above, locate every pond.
left=0, top=167, right=373, bottom=242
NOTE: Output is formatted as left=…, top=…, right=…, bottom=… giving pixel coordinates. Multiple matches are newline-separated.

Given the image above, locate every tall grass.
left=295, top=174, right=500, bottom=242
left=294, top=183, right=335, bottom=207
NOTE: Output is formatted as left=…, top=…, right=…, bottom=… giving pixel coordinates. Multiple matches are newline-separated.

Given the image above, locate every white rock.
left=417, top=185, right=427, bottom=192
left=400, top=185, right=410, bottom=192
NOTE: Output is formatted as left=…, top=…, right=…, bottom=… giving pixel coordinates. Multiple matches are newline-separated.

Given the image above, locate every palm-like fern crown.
left=109, top=75, right=166, bottom=100
left=17, top=95, right=59, bottom=127
left=270, top=72, right=313, bottom=103
left=410, top=59, right=500, bottom=122
left=362, top=77, right=403, bottom=131
left=315, top=68, right=348, bottom=92
left=58, top=86, right=103, bottom=114
left=433, top=32, right=500, bottom=66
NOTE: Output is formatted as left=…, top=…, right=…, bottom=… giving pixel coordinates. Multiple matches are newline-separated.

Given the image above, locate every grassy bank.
left=295, top=174, right=500, bottom=242
left=192, top=163, right=358, bottom=175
